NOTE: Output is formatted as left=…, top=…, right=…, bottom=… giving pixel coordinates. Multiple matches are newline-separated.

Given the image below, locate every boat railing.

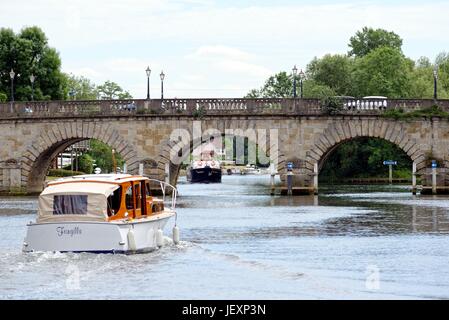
left=145, top=178, right=178, bottom=210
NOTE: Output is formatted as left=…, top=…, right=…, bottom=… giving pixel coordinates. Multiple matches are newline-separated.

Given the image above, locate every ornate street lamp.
left=434, top=66, right=438, bottom=102
left=146, top=66, right=151, bottom=99
left=299, top=69, right=305, bottom=99
left=160, top=70, right=165, bottom=99
left=292, top=65, right=298, bottom=98
left=9, top=69, right=15, bottom=112
left=30, top=74, right=36, bottom=101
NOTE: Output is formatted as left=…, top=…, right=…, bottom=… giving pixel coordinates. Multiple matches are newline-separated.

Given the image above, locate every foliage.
left=192, top=106, right=206, bottom=119
left=0, top=26, right=66, bottom=101
left=48, top=169, right=85, bottom=177
left=82, top=139, right=125, bottom=173
left=348, top=27, right=403, bottom=57
left=320, top=95, right=344, bottom=115
left=78, top=153, right=95, bottom=174
left=306, top=54, right=354, bottom=96
left=320, top=138, right=412, bottom=181
left=382, top=105, right=449, bottom=120
left=351, top=47, right=413, bottom=98
left=0, top=92, right=6, bottom=102
left=96, top=80, right=132, bottom=100
left=64, top=73, right=98, bottom=100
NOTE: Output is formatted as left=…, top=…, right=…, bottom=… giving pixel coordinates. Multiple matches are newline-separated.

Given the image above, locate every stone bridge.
left=1, top=97, right=449, bottom=194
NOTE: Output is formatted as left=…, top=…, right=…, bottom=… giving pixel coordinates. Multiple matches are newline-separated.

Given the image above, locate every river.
left=0, top=175, right=448, bottom=299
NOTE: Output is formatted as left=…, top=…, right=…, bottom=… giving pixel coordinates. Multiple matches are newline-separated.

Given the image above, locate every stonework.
left=0, top=114, right=447, bottom=194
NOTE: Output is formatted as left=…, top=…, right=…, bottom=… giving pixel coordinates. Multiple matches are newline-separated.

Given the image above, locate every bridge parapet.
left=0, top=98, right=447, bottom=119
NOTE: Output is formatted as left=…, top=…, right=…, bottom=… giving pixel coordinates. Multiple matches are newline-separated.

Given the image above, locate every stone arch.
left=154, top=124, right=287, bottom=186
left=304, top=119, right=427, bottom=175
left=21, top=121, right=138, bottom=193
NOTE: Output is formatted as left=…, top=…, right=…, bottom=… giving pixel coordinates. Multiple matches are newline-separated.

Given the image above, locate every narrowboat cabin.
left=23, top=174, right=178, bottom=254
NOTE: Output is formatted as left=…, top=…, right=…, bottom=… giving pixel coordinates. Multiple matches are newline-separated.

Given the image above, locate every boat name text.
left=56, top=226, right=82, bottom=237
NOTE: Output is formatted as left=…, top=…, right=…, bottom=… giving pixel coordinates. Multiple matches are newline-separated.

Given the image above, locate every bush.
left=321, top=96, right=343, bottom=115
left=0, top=92, right=7, bottom=103
left=48, top=169, right=85, bottom=177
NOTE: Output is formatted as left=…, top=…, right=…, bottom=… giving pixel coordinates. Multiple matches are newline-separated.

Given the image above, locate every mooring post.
left=432, top=164, right=437, bottom=195
left=412, top=162, right=417, bottom=195
left=165, top=162, right=170, bottom=184
left=270, top=163, right=276, bottom=196
left=313, top=162, right=318, bottom=195
left=389, top=164, right=393, bottom=185
left=138, top=163, right=144, bottom=176
left=287, top=171, right=293, bottom=196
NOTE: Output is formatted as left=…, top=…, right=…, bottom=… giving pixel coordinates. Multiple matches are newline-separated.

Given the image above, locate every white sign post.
left=383, top=160, right=397, bottom=185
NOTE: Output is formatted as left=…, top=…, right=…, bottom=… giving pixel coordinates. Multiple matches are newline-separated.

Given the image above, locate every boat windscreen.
left=107, top=186, right=122, bottom=216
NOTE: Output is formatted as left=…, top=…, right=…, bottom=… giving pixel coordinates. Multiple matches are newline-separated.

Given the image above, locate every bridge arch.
left=304, top=119, right=427, bottom=175
left=155, top=126, right=286, bottom=186
left=21, top=121, right=138, bottom=193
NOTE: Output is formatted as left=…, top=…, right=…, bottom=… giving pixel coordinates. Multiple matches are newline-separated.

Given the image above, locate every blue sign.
left=287, top=162, right=293, bottom=170
left=431, top=160, right=437, bottom=168
left=383, top=160, right=397, bottom=165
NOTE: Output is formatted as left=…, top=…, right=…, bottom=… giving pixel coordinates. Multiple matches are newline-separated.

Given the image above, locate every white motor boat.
left=23, top=174, right=178, bottom=254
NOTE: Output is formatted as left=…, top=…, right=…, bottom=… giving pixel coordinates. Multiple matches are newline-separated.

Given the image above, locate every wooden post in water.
left=287, top=172, right=293, bottom=196
left=270, top=163, right=276, bottom=195
left=412, top=162, right=417, bottom=195
left=432, top=165, right=437, bottom=195
left=165, top=162, right=170, bottom=184
left=313, top=162, right=318, bottom=195
left=139, top=163, right=144, bottom=176
left=389, top=164, right=393, bottom=185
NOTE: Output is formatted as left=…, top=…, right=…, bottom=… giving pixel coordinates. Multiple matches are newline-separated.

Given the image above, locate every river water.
left=0, top=175, right=448, bottom=299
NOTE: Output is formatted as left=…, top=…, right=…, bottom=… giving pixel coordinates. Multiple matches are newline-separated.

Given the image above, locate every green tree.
left=435, top=52, right=449, bottom=98
left=0, top=26, right=66, bottom=101
left=86, top=139, right=124, bottom=173
left=306, top=54, right=355, bottom=96
left=352, top=47, right=413, bottom=97
left=348, top=27, right=403, bottom=57
left=64, top=73, right=98, bottom=100
left=245, top=71, right=335, bottom=99
left=78, top=153, right=95, bottom=174
left=257, top=71, right=293, bottom=98
left=97, top=80, right=132, bottom=100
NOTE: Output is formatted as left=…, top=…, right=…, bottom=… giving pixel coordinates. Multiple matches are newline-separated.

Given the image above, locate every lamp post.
left=160, top=70, right=165, bottom=99
left=434, top=66, right=438, bottom=102
left=146, top=66, right=151, bottom=99
left=299, top=69, right=305, bottom=99
left=292, top=65, right=297, bottom=98
left=9, top=69, right=15, bottom=112
left=30, top=74, right=36, bottom=101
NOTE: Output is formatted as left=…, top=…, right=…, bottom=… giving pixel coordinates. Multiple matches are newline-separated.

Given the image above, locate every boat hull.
left=23, top=212, right=174, bottom=254
left=187, top=166, right=222, bottom=183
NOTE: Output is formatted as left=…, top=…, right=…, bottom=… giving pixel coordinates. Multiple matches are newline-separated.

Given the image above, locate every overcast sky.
left=1, top=0, right=448, bottom=98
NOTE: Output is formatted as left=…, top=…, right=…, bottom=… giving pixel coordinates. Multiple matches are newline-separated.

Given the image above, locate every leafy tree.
left=245, top=72, right=335, bottom=99
left=320, top=138, right=412, bottom=181
left=97, top=80, right=132, bottom=100
left=306, top=54, right=354, bottom=96
left=64, top=73, right=98, bottom=100
left=257, top=71, right=293, bottom=98
left=0, top=26, right=66, bottom=101
left=435, top=52, right=449, bottom=98
left=84, top=139, right=124, bottom=173
left=351, top=47, right=413, bottom=98
left=78, top=153, right=94, bottom=174
left=348, top=27, right=403, bottom=57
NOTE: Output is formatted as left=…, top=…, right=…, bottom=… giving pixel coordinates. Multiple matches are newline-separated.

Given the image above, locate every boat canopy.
left=37, top=182, right=120, bottom=223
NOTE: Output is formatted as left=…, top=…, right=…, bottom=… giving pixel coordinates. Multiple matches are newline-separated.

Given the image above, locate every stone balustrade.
left=0, top=98, right=448, bottom=118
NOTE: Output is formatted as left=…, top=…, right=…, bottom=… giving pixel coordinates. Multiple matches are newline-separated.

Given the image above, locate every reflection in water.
left=0, top=175, right=448, bottom=299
